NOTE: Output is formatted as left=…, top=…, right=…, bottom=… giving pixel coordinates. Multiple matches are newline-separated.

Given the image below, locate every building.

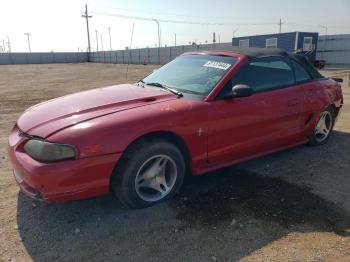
left=232, top=32, right=319, bottom=62
left=317, top=34, right=350, bottom=68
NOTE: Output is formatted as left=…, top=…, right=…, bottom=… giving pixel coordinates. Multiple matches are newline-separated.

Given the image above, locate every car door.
left=207, top=56, right=303, bottom=165
left=289, top=58, right=319, bottom=138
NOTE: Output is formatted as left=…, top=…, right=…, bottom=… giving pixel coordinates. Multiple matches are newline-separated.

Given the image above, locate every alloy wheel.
left=135, top=155, right=177, bottom=202
left=314, top=111, right=333, bottom=143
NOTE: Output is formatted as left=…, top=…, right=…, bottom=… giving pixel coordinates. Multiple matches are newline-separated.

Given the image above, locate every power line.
left=89, top=4, right=275, bottom=21
left=94, top=5, right=219, bottom=19
left=90, top=5, right=350, bottom=30
left=91, top=11, right=276, bottom=26
left=284, top=23, right=350, bottom=29
left=92, top=9, right=350, bottom=31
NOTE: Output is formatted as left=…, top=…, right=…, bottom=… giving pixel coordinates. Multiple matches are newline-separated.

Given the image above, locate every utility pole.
left=278, top=18, right=283, bottom=34
left=1, top=39, right=5, bottom=52
left=153, top=19, right=161, bottom=48
left=321, top=25, right=328, bottom=40
left=321, top=25, right=328, bottom=60
left=100, top=34, right=104, bottom=51
left=108, top=27, right=112, bottom=50
left=24, top=33, right=31, bottom=53
left=232, top=28, right=239, bottom=38
left=213, top=32, right=216, bottom=48
left=129, top=23, right=135, bottom=49
left=81, top=4, right=92, bottom=53
left=174, top=33, right=177, bottom=47
left=153, top=19, right=161, bottom=64
left=95, top=30, right=99, bottom=51
left=6, top=36, right=11, bottom=52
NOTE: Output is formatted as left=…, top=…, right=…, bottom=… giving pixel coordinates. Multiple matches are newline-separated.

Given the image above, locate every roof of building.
left=232, top=31, right=318, bottom=39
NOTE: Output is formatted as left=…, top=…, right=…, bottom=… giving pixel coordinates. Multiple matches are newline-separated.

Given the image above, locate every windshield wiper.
left=144, top=82, right=183, bottom=98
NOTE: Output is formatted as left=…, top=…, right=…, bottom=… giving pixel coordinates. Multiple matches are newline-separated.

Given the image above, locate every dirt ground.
left=0, top=63, right=350, bottom=262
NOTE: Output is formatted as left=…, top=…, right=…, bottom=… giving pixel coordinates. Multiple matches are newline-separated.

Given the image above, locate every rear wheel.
left=308, top=107, right=335, bottom=146
left=111, top=139, right=185, bottom=208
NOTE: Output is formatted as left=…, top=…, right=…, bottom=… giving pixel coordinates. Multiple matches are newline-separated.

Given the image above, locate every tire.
left=308, top=106, right=335, bottom=146
left=111, top=138, right=186, bottom=208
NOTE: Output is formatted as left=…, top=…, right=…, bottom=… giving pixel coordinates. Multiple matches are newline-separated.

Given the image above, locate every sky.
left=0, top=0, right=349, bottom=52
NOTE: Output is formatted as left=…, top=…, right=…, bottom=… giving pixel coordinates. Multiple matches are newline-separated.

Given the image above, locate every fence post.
left=148, top=48, right=150, bottom=64
left=139, top=49, right=141, bottom=64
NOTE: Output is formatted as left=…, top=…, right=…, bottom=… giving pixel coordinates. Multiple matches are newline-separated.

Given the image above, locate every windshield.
left=143, top=55, right=238, bottom=95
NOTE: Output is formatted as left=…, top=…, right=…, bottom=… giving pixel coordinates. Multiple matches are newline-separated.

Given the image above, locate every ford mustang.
left=8, top=48, right=343, bottom=208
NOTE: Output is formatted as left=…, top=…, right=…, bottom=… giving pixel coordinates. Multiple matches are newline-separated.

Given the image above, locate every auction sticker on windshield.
left=203, top=61, right=231, bottom=70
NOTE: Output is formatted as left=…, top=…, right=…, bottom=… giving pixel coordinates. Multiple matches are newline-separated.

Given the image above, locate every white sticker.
left=203, top=61, right=231, bottom=70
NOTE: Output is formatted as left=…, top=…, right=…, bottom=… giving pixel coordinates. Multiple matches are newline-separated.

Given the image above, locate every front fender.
left=48, top=99, right=210, bottom=172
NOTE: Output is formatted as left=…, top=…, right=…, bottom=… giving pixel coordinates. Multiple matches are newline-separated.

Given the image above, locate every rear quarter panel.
left=300, top=78, right=343, bottom=137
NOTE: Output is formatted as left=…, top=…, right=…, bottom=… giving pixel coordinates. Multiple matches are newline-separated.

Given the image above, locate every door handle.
left=287, top=98, right=299, bottom=107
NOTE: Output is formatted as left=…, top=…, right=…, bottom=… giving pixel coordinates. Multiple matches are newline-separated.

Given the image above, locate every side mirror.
left=231, top=84, right=253, bottom=98
left=219, top=84, right=253, bottom=99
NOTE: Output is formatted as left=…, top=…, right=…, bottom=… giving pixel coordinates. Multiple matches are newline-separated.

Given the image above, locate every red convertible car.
left=8, top=48, right=343, bottom=208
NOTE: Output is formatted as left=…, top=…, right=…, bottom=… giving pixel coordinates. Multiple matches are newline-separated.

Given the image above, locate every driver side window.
left=220, top=56, right=296, bottom=96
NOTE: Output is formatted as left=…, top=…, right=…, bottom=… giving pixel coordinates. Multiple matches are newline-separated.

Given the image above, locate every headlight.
left=23, top=139, right=77, bottom=162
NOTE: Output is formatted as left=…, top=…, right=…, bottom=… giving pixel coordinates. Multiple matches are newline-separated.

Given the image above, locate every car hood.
left=17, top=84, right=176, bottom=138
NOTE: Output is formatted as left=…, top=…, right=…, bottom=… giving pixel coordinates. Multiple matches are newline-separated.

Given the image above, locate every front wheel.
left=111, top=139, right=186, bottom=208
left=308, top=107, right=335, bottom=146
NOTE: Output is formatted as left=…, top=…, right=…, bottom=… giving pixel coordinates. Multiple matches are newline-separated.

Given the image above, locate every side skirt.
left=194, top=139, right=309, bottom=176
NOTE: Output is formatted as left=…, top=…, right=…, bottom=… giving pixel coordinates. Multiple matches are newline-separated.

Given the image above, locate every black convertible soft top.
left=221, top=47, right=288, bottom=58
left=216, top=47, right=323, bottom=79
left=290, top=53, right=323, bottom=79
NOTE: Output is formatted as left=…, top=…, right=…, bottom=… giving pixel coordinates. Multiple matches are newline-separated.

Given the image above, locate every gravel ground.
left=0, top=64, right=349, bottom=262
